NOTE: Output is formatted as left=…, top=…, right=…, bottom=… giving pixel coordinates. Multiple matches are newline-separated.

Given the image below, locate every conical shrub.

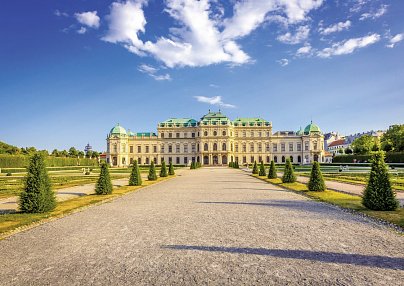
left=148, top=161, right=157, bottom=180
left=282, top=158, right=296, bottom=183
left=168, top=162, right=175, bottom=175
left=95, top=162, right=113, bottom=195
left=160, top=161, right=168, bottom=177
left=252, top=161, right=258, bottom=174
left=259, top=161, right=266, bottom=176
left=308, top=162, right=325, bottom=191
left=190, top=161, right=195, bottom=169
left=235, top=161, right=239, bottom=169
left=129, top=160, right=142, bottom=186
left=19, top=153, right=56, bottom=213
left=268, top=160, right=277, bottom=179
left=362, top=152, right=399, bottom=210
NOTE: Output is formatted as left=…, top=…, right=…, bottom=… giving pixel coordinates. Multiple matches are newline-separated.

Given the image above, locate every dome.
left=110, top=123, right=127, bottom=136
left=304, top=121, right=321, bottom=134
left=296, top=127, right=304, bottom=135
left=127, top=129, right=135, bottom=137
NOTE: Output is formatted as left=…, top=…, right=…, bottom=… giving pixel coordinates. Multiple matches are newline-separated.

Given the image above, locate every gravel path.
left=0, top=167, right=403, bottom=285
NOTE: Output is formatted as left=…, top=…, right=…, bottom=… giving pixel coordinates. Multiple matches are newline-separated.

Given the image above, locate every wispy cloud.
left=319, top=20, right=351, bottom=35
left=77, top=27, right=87, bottom=34
left=209, top=84, right=219, bottom=88
left=277, top=26, right=310, bottom=45
left=296, top=44, right=312, bottom=56
left=54, top=10, right=68, bottom=17
left=360, top=4, right=388, bottom=21
left=194, top=96, right=235, bottom=108
left=138, top=64, right=172, bottom=81
left=317, top=34, right=380, bottom=58
left=277, top=59, right=289, bottom=66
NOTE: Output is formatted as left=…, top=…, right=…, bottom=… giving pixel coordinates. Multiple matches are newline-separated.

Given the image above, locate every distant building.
left=327, top=139, right=349, bottom=155
left=345, top=130, right=385, bottom=144
left=84, top=143, right=92, bottom=154
left=323, top=131, right=344, bottom=151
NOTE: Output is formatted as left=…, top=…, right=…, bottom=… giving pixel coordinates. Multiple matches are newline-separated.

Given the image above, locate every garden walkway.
left=1, top=168, right=403, bottom=285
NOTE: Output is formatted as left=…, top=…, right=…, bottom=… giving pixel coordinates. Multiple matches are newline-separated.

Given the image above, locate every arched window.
left=290, top=156, right=293, bottom=162
left=213, top=131, right=217, bottom=136
left=298, top=155, right=301, bottom=163
left=274, top=156, right=277, bottom=163
left=204, top=131, right=208, bottom=136
left=204, top=143, right=208, bottom=151
left=222, top=143, right=226, bottom=151
left=250, top=143, right=254, bottom=152
left=222, top=131, right=226, bottom=136
left=213, top=143, right=218, bottom=151
left=282, top=156, right=285, bottom=163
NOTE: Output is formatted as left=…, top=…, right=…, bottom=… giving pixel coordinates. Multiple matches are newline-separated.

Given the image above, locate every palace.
left=106, top=111, right=325, bottom=167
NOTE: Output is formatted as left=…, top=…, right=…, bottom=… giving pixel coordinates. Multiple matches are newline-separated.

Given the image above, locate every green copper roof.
left=304, top=121, right=321, bottom=134
left=160, top=118, right=197, bottom=127
left=110, top=124, right=127, bottom=136
left=233, top=117, right=270, bottom=126
left=200, top=111, right=229, bottom=120
left=296, top=127, right=304, bottom=135
left=136, top=132, right=157, bottom=137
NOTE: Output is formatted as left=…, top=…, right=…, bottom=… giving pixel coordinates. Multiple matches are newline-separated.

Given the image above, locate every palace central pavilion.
left=106, top=111, right=325, bottom=167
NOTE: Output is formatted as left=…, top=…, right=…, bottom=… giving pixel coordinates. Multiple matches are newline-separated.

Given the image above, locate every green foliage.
left=352, top=135, right=377, bottom=155
left=252, top=161, right=258, bottom=174
left=333, top=153, right=404, bottom=163
left=229, top=162, right=233, bottom=168
left=147, top=161, right=157, bottom=180
left=282, top=158, right=296, bottom=183
left=6, top=172, right=12, bottom=176
left=308, top=162, right=326, bottom=192
left=168, top=162, right=175, bottom=175
left=196, top=162, right=201, bottom=168
left=0, top=154, right=98, bottom=168
left=95, top=162, right=113, bottom=195
left=160, top=161, right=168, bottom=177
left=190, top=161, right=196, bottom=169
left=268, top=160, right=277, bottom=179
left=19, top=153, right=56, bottom=213
left=258, top=161, right=266, bottom=176
left=0, top=141, right=21, bottom=155
left=362, top=152, right=399, bottom=211
left=345, top=148, right=353, bottom=154
left=338, top=148, right=344, bottom=154
left=129, top=160, right=142, bottom=186
left=381, top=124, right=404, bottom=152
left=235, top=161, right=239, bottom=168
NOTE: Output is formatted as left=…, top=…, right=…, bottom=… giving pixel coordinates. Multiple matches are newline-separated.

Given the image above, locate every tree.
left=381, top=124, right=404, bottom=152
left=345, top=148, right=353, bottom=154
left=338, top=148, right=344, bottom=154
left=252, top=161, right=258, bottom=174
left=258, top=161, right=266, bottom=176
left=148, top=161, right=157, bottom=180
left=160, top=161, right=168, bottom=177
left=95, top=162, right=113, bottom=195
left=352, top=135, right=376, bottom=155
left=51, top=149, right=60, bottom=157
left=268, top=160, right=277, bottom=179
left=308, top=162, right=326, bottom=192
left=190, top=161, right=196, bottom=169
left=78, top=151, right=85, bottom=158
left=235, top=161, right=239, bottom=168
left=362, top=152, right=399, bottom=211
left=282, top=158, right=296, bottom=183
left=19, top=153, right=56, bottom=213
left=129, top=160, right=142, bottom=186
left=168, top=162, right=175, bottom=175
left=86, top=150, right=93, bottom=158
left=68, top=147, right=78, bottom=157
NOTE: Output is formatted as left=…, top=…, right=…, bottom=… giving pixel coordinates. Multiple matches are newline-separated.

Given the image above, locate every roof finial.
left=219, top=108, right=221, bottom=113
left=208, top=109, right=211, bottom=113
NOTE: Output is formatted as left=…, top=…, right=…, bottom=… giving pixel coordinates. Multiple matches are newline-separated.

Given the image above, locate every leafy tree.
left=381, top=124, right=404, bottom=152
left=308, top=162, right=326, bottom=191
left=78, top=151, right=85, bottom=158
left=129, top=160, right=142, bottom=186
left=268, top=160, right=277, bottom=179
left=92, top=151, right=100, bottom=158
left=148, top=161, right=157, bottom=180
left=60, top=150, right=68, bottom=157
left=95, top=162, right=113, bottom=195
left=0, top=141, right=21, bottom=155
left=160, top=161, right=168, bottom=177
left=86, top=150, right=93, bottom=158
left=68, top=147, right=78, bottom=157
left=51, top=149, right=60, bottom=157
left=190, top=161, right=196, bottom=169
left=352, top=135, right=376, bottom=155
left=362, top=152, right=399, bottom=210
left=345, top=148, right=353, bottom=154
left=282, top=158, right=296, bottom=183
left=252, top=161, right=258, bottom=174
left=258, top=161, right=266, bottom=176
left=168, top=162, right=175, bottom=175
left=338, top=148, right=344, bottom=154
left=19, top=153, right=56, bottom=213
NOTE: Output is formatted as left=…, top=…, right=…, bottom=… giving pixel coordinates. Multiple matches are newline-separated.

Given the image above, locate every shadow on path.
left=162, top=245, right=404, bottom=270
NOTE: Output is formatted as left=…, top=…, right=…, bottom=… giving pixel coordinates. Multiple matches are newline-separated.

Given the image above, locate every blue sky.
left=1, top=0, right=403, bottom=152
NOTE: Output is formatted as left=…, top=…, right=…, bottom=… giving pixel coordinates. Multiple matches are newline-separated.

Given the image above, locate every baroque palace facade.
left=106, top=111, right=325, bottom=167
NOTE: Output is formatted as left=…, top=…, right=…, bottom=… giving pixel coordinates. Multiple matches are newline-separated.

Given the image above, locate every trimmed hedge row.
left=333, top=152, right=404, bottom=163
left=0, top=155, right=98, bottom=168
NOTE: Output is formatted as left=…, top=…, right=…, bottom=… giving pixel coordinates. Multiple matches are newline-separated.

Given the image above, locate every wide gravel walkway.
left=0, top=168, right=403, bottom=285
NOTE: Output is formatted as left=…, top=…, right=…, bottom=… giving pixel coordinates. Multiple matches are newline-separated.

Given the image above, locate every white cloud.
left=277, top=58, right=289, bottom=66
left=102, top=0, right=325, bottom=68
left=349, top=0, right=370, bottom=13
left=209, top=84, right=219, bottom=88
left=360, top=4, right=388, bottom=21
left=317, top=33, right=380, bottom=58
left=194, top=96, right=236, bottom=108
left=277, top=25, right=310, bottom=44
left=54, top=10, right=68, bottom=17
left=386, top=33, right=403, bottom=48
left=138, top=64, right=171, bottom=81
left=319, top=20, right=351, bottom=35
left=77, top=27, right=87, bottom=34
left=75, top=11, right=100, bottom=29
left=296, top=44, right=312, bottom=55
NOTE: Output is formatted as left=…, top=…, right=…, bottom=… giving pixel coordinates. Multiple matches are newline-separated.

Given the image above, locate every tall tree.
left=268, top=160, right=277, bottom=179
left=160, top=161, right=168, bottom=177
left=95, top=162, right=113, bottom=195
left=362, top=152, right=399, bottom=210
left=381, top=124, right=404, bottom=152
left=282, top=158, right=296, bottom=183
left=19, top=153, right=56, bottom=213
left=252, top=161, right=258, bottom=174
left=129, top=160, right=142, bottom=186
left=68, top=147, right=78, bottom=157
left=308, top=162, right=326, bottom=192
left=258, top=161, right=266, bottom=176
left=148, top=161, right=157, bottom=180
left=352, top=135, right=376, bottom=155
left=168, top=162, right=175, bottom=175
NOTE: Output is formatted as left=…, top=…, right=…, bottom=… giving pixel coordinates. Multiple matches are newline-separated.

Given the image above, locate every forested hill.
left=0, top=141, right=20, bottom=155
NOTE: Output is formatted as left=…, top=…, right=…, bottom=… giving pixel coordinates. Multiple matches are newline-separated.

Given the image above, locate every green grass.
left=0, top=176, right=174, bottom=239
left=253, top=174, right=404, bottom=229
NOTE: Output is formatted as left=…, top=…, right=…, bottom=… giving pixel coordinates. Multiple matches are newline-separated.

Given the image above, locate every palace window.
left=130, top=158, right=133, bottom=164
left=231, top=143, right=233, bottom=152
left=243, top=131, right=246, bottom=137
left=266, top=156, right=270, bottom=163
left=290, top=156, right=293, bottom=162
left=289, top=143, right=293, bottom=152
left=184, top=132, right=187, bottom=138
left=243, top=156, right=247, bottom=163
left=184, top=157, right=188, bottom=164
left=258, top=143, right=262, bottom=152
left=273, top=143, right=277, bottom=152
left=266, top=132, right=270, bottom=137
left=176, top=157, right=180, bottom=164
left=298, top=155, right=301, bottom=163
left=168, top=145, right=173, bottom=153
left=282, top=156, right=285, bottom=163
left=250, top=131, right=254, bottom=137
left=314, top=141, right=318, bottom=150
left=213, top=131, right=217, bottom=136
left=305, top=141, right=309, bottom=151
left=153, top=146, right=157, bottom=153
left=266, top=143, right=270, bottom=152
left=138, top=158, right=141, bottom=164
left=192, top=132, right=195, bottom=138
left=145, top=158, right=149, bottom=164
left=161, top=133, right=164, bottom=138
left=176, top=133, right=180, bottom=138
left=235, top=144, right=239, bottom=152
left=259, top=156, right=262, bottom=162
left=222, top=131, right=226, bottom=136
left=130, top=146, right=133, bottom=153
left=145, top=146, right=149, bottom=153
left=204, top=143, right=208, bottom=151
left=235, top=132, right=238, bottom=137
left=213, top=143, right=218, bottom=151
left=204, top=131, right=208, bottom=136
left=161, top=145, right=165, bottom=153
left=137, top=146, right=141, bottom=153
left=169, top=157, right=172, bottom=163
left=281, top=143, right=285, bottom=152
left=192, top=144, right=196, bottom=152
left=250, top=156, right=254, bottom=163
left=121, top=144, right=126, bottom=153
left=250, top=143, right=254, bottom=152
left=176, top=144, right=180, bottom=153
left=258, top=131, right=262, bottom=137
left=274, top=156, right=277, bottom=163
left=169, top=133, right=172, bottom=138
left=222, top=143, right=226, bottom=151
left=184, top=144, right=188, bottom=153
left=242, top=143, right=246, bottom=152
left=297, top=143, right=301, bottom=151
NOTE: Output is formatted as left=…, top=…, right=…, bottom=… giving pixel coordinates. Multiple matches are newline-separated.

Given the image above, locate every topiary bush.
left=129, top=160, right=142, bottom=186
left=95, top=162, right=113, bottom=195
left=362, top=152, right=399, bottom=210
left=259, top=161, right=266, bottom=176
left=19, top=153, right=56, bottom=213
left=160, top=161, right=168, bottom=177
left=148, top=161, right=157, bottom=181
left=190, top=162, right=196, bottom=169
left=252, top=161, right=258, bottom=174
left=282, top=158, right=296, bottom=183
left=168, top=162, right=175, bottom=175
left=308, top=162, right=326, bottom=191
left=268, top=160, right=277, bottom=179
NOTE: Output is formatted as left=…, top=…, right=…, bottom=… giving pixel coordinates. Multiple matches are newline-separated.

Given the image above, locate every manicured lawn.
left=253, top=175, right=404, bottom=229
left=0, top=176, right=174, bottom=238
